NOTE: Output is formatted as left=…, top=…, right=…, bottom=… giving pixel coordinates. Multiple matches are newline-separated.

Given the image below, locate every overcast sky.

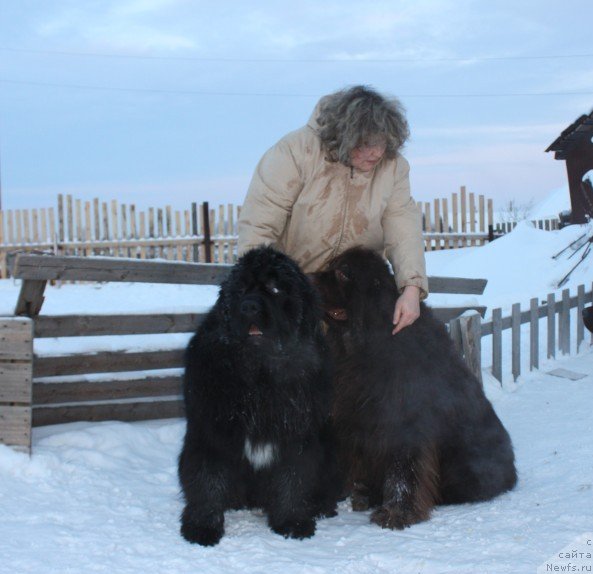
left=1, top=0, right=592, bottom=213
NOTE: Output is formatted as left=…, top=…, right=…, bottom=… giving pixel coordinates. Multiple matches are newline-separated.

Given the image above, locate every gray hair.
left=316, top=85, right=410, bottom=164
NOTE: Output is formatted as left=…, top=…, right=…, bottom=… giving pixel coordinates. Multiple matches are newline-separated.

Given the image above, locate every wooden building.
left=546, top=110, right=593, bottom=223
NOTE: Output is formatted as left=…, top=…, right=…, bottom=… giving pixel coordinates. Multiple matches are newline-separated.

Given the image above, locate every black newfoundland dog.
left=178, top=246, right=338, bottom=546
left=312, top=247, right=517, bottom=530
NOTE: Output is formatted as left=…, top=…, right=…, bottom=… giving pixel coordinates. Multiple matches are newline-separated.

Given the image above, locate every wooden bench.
left=0, top=253, right=487, bottom=453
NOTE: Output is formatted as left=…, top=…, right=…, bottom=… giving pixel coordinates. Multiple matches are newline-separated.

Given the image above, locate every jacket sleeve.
left=237, top=138, right=304, bottom=255
left=382, top=156, right=429, bottom=299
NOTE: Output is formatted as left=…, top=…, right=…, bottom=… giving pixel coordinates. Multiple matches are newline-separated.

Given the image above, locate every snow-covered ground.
left=1, top=216, right=592, bottom=573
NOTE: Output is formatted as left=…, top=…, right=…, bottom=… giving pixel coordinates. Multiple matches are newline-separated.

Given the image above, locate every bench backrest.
left=11, top=253, right=487, bottom=322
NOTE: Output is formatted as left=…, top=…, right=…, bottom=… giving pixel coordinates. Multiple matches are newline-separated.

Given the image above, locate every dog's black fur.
left=178, top=246, right=338, bottom=546
left=583, top=306, right=593, bottom=334
left=312, top=247, right=517, bottom=529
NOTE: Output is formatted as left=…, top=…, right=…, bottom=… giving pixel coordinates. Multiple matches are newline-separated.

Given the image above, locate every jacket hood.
left=306, top=97, right=328, bottom=131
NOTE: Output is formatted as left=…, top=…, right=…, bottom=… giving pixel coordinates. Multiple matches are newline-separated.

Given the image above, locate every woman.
left=238, top=85, right=427, bottom=334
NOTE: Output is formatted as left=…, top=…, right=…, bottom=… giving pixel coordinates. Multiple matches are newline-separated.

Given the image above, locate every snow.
left=1, top=207, right=593, bottom=572
left=527, top=185, right=571, bottom=221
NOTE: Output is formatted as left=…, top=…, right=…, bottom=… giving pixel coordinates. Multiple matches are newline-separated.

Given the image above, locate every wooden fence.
left=0, top=189, right=562, bottom=278
left=450, top=283, right=592, bottom=384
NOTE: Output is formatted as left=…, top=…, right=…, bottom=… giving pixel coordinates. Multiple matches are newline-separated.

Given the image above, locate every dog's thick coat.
left=178, top=247, right=338, bottom=546
left=313, top=247, right=517, bottom=529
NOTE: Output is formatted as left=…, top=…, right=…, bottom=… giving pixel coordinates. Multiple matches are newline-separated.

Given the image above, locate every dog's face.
left=312, top=247, right=397, bottom=336
left=220, top=246, right=319, bottom=349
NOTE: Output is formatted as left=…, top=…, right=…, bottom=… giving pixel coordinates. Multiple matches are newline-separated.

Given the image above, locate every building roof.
left=546, top=109, right=593, bottom=160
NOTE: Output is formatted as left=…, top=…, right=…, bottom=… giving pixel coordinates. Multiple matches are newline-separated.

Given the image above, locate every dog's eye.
left=267, top=284, right=281, bottom=295
left=335, top=268, right=350, bottom=283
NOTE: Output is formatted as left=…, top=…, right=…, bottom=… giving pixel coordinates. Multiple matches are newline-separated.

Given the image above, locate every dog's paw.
left=180, top=520, right=224, bottom=546
left=370, top=504, right=429, bottom=530
left=316, top=499, right=338, bottom=519
left=351, top=493, right=370, bottom=511
left=271, top=517, right=316, bottom=540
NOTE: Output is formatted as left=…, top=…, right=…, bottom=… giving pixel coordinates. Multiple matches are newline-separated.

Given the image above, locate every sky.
left=0, top=0, right=592, bottom=214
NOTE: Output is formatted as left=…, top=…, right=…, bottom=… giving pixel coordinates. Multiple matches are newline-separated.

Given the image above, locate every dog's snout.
left=240, top=298, right=261, bottom=317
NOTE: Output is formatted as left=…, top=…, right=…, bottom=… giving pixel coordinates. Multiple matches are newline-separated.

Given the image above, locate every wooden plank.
left=33, top=399, right=184, bottom=427
left=33, top=375, right=183, bottom=404
left=0, top=317, right=34, bottom=361
left=431, top=306, right=487, bottom=323
left=460, top=186, right=467, bottom=236
left=66, top=195, right=74, bottom=244
left=547, top=292, right=556, bottom=359
left=102, top=202, right=110, bottom=242
left=478, top=195, right=485, bottom=245
left=0, top=362, right=33, bottom=403
left=33, top=349, right=185, bottom=378
left=93, top=198, right=101, bottom=253
left=139, top=212, right=147, bottom=259
left=175, top=211, right=183, bottom=261
left=191, top=202, right=199, bottom=262
left=15, top=209, right=23, bottom=244
left=7, top=210, right=14, bottom=244
left=84, top=201, right=92, bottom=256
left=48, top=208, right=56, bottom=252
left=12, top=253, right=233, bottom=285
left=492, top=307, right=502, bottom=383
left=442, top=198, right=450, bottom=249
left=448, top=317, right=462, bottom=356
left=427, top=276, right=487, bottom=295
left=0, top=405, right=31, bottom=452
left=75, top=199, right=83, bottom=256
left=530, top=297, right=539, bottom=371
left=58, top=194, right=65, bottom=243
left=577, top=284, right=585, bottom=349
left=469, top=192, right=476, bottom=247
left=12, top=253, right=486, bottom=293
left=459, top=311, right=482, bottom=384
left=512, top=303, right=521, bottom=381
left=560, top=288, right=571, bottom=354
left=433, top=199, right=441, bottom=250
left=14, top=279, right=48, bottom=318
left=23, top=209, right=31, bottom=245
left=34, top=313, right=202, bottom=338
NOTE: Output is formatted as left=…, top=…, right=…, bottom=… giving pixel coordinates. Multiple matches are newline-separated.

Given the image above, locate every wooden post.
left=191, top=203, right=199, bottom=262
left=492, top=307, right=503, bottom=384
left=559, top=288, right=571, bottom=355
left=460, top=186, right=467, bottom=240
left=202, top=202, right=212, bottom=263
left=469, top=192, right=476, bottom=247
left=58, top=194, right=65, bottom=248
left=530, top=297, right=539, bottom=371
left=0, top=317, right=34, bottom=453
left=547, top=293, right=556, bottom=359
left=458, top=311, right=483, bottom=385
left=576, top=284, right=585, bottom=350
left=512, top=303, right=521, bottom=381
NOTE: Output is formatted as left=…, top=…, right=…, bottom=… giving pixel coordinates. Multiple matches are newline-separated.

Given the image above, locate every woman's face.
left=350, top=139, right=387, bottom=172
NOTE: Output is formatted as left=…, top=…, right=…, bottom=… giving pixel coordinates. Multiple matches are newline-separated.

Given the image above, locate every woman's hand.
left=392, top=285, right=421, bottom=335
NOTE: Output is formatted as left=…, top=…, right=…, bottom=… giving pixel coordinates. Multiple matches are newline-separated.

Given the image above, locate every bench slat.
left=33, top=350, right=185, bottom=378
left=35, top=314, right=203, bottom=338
left=11, top=254, right=487, bottom=295
left=33, top=375, right=183, bottom=404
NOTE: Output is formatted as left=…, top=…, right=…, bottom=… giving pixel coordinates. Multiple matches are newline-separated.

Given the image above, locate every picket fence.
left=0, top=189, right=561, bottom=278
left=450, top=283, right=592, bottom=384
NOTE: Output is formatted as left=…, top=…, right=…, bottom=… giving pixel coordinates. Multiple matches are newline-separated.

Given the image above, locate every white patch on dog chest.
left=244, top=438, right=277, bottom=470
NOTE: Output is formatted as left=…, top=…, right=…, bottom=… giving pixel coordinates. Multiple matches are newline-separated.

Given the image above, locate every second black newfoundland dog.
left=178, top=246, right=338, bottom=546
left=312, top=247, right=517, bottom=530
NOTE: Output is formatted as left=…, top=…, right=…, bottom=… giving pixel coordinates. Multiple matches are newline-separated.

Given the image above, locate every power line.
left=1, top=78, right=592, bottom=99
left=2, top=46, right=593, bottom=64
